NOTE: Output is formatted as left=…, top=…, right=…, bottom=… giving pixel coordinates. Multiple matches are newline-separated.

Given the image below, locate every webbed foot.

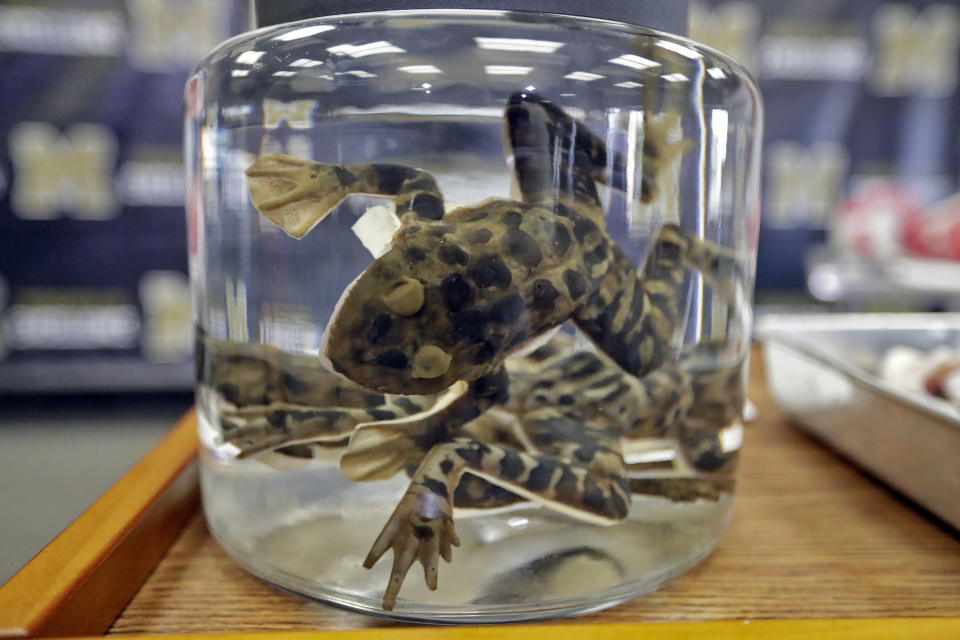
left=340, top=420, right=430, bottom=482
left=245, top=154, right=352, bottom=238
left=340, top=381, right=469, bottom=482
left=363, top=484, right=460, bottom=610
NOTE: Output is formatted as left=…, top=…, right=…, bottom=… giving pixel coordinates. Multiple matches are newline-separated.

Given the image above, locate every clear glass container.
left=185, top=9, right=761, bottom=623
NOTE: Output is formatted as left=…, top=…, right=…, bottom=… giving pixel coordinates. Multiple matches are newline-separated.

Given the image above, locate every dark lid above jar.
left=254, top=0, right=689, bottom=35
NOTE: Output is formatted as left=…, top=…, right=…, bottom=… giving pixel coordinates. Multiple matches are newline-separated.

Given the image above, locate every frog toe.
left=364, top=487, right=458, bottom=610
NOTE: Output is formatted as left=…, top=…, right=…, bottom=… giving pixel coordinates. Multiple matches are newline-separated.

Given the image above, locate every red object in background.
left=924, top=358, right=960, bottom=397
left=833, top=181, right=921, bottom=259
left=902, top=192, right=960, bottom=261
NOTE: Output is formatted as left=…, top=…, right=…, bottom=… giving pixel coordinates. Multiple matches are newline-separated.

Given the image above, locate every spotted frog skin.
left=240, top=92, right=746, bottom=610
left=206, top=331, right=742, bottom=608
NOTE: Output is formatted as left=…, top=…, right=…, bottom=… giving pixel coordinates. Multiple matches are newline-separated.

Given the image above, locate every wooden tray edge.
left=70, top=617, right=960, bottom=639
left=0, top=410, right=200, bottom=638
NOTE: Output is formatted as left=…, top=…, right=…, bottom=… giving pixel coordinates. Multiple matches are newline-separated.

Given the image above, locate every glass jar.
left=185, top=7, right=761, bottom=623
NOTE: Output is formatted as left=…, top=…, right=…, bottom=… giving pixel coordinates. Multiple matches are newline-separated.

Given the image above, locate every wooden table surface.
left=107, top=347, right=960, bottom=635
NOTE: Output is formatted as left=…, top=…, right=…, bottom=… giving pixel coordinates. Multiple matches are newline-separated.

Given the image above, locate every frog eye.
left=382, top=277, right=424, bottom=316
left=411, top=345, right=451, bottom=379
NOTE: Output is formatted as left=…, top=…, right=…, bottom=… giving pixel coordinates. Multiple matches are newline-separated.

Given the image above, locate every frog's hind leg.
left=245, top=155, right=446, bottom=238
left=676, top=356, right=746, bottom=473
left=221, top=400, right=419, bottom=458
left=503, top=93, right=691, bottom=209
left=218, top=389, right=441, bottom=470
left=625, top=349, right=745, bottom=500
left=638, top=113, right=693, bottom=204
left=504, top=92, right=615, bottom=216
left=451, top=408, right=536, bottom=511
left=635, top=223, right=745, bottom=346
left=363, top=412, right=629, bottom=610
left=575, top=222, right=745, bottom=379
left=644, top=223, right=746, bottom=303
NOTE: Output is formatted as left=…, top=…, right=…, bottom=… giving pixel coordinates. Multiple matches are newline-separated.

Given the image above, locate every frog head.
left=321, top=222, right=528, bottom=395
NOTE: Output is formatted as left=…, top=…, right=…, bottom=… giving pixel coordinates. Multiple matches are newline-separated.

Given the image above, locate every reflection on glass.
left=564, top=71, right=605, bottom=81
left=273, top=25, right=335, bottom=41
left=398, top=65, right=443, bottom=74
left=234, top=50, right=263, bottom=64
left=290, top=58, right=324, bottom=67
left=608, top=54, right=660, bottom=70
left=336, top=70, right=377, bottom=78
left=484, top=65, right=533, bottom=75
left=327, top=41, right=405, bottom=57
left=657, top=39, right=703, bottom=59
left=474, top=37, right=563, bottom=52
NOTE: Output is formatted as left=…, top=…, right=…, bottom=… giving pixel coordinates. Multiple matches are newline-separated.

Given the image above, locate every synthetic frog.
left=240, top=92, right=746, bottom=610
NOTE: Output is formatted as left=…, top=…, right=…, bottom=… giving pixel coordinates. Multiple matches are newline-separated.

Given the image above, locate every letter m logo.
left=262, top=99, right=317, bottom=130
left=689, top=1, right=760, bottom=71
left=8, top=122, right=118, bottom=220
left=766, top=141, right=849, bottom=228
left=126, top=0, right=230, bottom=70
left=871, top=3, right=960, bottom=95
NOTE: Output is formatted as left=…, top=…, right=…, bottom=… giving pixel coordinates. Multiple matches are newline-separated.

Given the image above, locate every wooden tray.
left=0, top=412, right=199, bottom=638
left=2, top=348, right=959, bottom=639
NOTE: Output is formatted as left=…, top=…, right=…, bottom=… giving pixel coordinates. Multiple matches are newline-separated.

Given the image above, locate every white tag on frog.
left=352, top=201, right=472, bottom=258
left=352, top=204, right=401, bottom=258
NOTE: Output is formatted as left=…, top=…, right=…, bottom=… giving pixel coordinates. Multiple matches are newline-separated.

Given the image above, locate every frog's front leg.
left=364, top=414, right=628, bottom=610
left=245, top=155, right=445, bottom=238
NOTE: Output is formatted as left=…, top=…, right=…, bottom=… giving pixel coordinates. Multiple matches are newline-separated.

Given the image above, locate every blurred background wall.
left=2, top=0, right=960, bottom=393
left=691, top=0, right=960, bottom=313
left=0, top=0, right=249, bottom=392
